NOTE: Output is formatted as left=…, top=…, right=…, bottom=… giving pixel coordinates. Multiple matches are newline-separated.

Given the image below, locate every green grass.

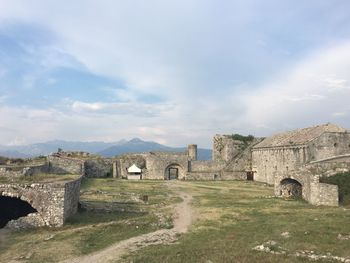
left=123, top=181, right=350, bottom=263
left=1, top=179, right=350, bottom=263
left=320, top=172, right=350, bottom=206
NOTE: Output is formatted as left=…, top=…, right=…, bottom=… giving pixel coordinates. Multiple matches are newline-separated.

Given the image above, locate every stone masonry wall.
left=0, top=163, right=48, bottom=180
left=48, top=155, right=84, bottom=175
left=63, top=177, right=82, bottom=220
left=252, top=146, right=309, bottom=185
left=145, top=152, right=188, bottom=180
left=84, top=158, right=113, bottom=178
left=0, top=177, right=82, bottom=228
left=213, top=135, right=245, bottom=162
left=308, top=132, right=350, bottom=161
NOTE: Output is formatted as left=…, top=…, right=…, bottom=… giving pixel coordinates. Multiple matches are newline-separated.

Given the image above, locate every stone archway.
left=279, top=178, right=302, bottom=198
left=0, top=195, right=37, bottom=228
left=164, top=164, right=184, bottom=180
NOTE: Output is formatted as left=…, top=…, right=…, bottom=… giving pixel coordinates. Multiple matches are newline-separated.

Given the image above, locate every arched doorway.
left=0, top=196, right=37, bottom=228
left=164, top=164, right=184, bottom=180
left=280, top=178, right=302, bottom=198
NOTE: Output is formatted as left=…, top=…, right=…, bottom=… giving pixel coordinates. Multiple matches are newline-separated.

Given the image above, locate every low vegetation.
left=0, top=173, right=80, bottom=184
left=125, top=181, right=350, bottom=263
left=229, top=134, right=255, bottom=145
left=320, top=172, right=350, bottom=206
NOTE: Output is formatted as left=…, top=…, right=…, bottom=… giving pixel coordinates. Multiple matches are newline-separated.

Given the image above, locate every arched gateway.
left=164, top=164, right=184, bottom=180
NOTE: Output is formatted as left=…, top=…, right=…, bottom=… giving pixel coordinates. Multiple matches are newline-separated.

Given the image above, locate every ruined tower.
left=188, top=144, right=198, bottom=161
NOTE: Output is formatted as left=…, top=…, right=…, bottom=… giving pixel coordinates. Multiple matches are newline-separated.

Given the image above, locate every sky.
left=1, top=1, right=350, bottom=148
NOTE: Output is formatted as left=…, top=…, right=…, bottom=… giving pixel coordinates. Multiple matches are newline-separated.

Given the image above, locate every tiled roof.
left=253, top=123, right=347, bottom=149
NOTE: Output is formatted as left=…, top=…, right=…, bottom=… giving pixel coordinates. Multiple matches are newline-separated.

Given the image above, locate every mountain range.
left=0, top=138, right=212, bottom=160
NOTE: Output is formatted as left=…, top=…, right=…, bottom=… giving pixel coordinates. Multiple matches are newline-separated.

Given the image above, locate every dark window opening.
left=0, top=196, right=37, bottom=228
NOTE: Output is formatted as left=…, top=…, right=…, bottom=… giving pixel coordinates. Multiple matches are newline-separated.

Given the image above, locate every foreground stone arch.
left=0, top=177, right=81, bottom=228
left=0, top=196, right=38, bottom=228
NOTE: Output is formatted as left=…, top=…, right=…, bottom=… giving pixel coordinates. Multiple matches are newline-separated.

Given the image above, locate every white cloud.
left=1, top=1, right=350, bottom=147
left=241, top=41, right=350, bottom=134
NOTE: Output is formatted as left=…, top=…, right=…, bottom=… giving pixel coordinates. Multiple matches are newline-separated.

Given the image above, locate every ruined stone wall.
left=252, top=146, right=309, bottom=185
left=0, top=163, right=48, bottom=180
left=0, top=177, right=82, bottom=228
left=213, top=135, right=246, bottom=162
left=63, top=177, right=82, bottom=220
left=306, top=156, right=350, bottom=176
left=316, top=183, right=338, bottom=206
left=190, top=160, right=225, bottom=172
left=145, top=152, right=188, bottom=180
left=115, top=154, right=147, bottom=179
left=48, top=155, right=84, bottom=175
left=273, top=166, right=339, bottom=206
left=186, top=172, right=219, bottom=180
left=84, top=158, right=113, bottom=178
left=308, top=132, right=350, bottom=161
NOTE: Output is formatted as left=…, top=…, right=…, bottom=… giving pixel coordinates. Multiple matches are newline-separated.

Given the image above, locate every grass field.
left=0, top=179, right=350, bottom=263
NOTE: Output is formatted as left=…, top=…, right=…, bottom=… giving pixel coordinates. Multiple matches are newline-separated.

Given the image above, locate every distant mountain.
left=0, top=150, right=30, bottom=158
left=0, top=138, right=212, bottom=160
left=0, top=140, right=123, bottom=158
left=98, top=138, right=212, bottom=160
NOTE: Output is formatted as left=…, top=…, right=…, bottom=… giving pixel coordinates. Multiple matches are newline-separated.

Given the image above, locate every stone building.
left=252, top=123, right=350, bottom=206
left=252, top=123, right=350, bottom=184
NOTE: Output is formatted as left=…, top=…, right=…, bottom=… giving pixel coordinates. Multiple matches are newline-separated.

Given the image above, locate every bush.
left=229, top=134, right=254, bottom=144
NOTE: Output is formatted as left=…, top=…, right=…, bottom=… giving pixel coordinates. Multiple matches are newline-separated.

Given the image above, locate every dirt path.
left=60, top=189, right=193, bottom=263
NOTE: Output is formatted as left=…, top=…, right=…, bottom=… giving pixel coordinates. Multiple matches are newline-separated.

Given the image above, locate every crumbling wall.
left=114, top=154, right=147, bottom=179
left=63, top=177, right=82, bottom=220
left=48, top=155, right=84, bottom=175
left=0, top=177, right=82, bottom=228
left=0, top=164, right=48, bottom=180
left=84, top=158, right=113, bottom=178
left=273, top=167, right=339, bottom=206
left=213, top=135, right=246, bottom=162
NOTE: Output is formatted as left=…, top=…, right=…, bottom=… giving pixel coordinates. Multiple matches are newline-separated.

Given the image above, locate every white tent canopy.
left=127, top=164, right=142, bottom=173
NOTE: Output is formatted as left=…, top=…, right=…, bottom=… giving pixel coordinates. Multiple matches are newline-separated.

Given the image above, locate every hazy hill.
left=0, top=138, right=212, bottom=160
left=98, top=138, right=212, bottom=160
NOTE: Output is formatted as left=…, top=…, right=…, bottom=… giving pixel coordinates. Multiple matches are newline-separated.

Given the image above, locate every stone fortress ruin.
left=0, top=123, right=350, bottom=229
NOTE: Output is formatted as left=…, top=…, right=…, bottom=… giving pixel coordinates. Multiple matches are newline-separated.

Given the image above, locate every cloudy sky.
left=1, top=1, right=350, bottom=148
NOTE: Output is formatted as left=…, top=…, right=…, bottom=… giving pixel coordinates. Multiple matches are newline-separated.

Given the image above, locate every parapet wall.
left=0, top=163, right=48, bottom=179
left=84, top=158, right=113, bottom=178
left=48, top=155, right=84, bottom=175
